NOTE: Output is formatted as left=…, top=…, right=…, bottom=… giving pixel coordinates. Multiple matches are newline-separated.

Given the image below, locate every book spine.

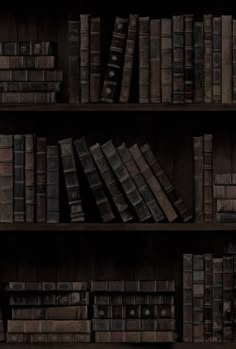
left=216, top=199, right=236, bottom=212
left=222, top=15, right=232, bottom=103
left=194, top=22, right=204, bottom=103
left=12, top=306, right=88, bottom=320
left=90, top=17, right=101, bottom=103
left=101, top=17, right=128, bottom=103
left=80, top=15, right=90, bottom=103
left=193, top=255, right=204, bottom=342
left=7, top=333, right=90, bottom=343
left=10, top=292, right=89, bottom=306
left=68, top=21, right=80, bottom=103
left=0, top=81, right=61, bottom=92
left=0, top=56, right=55, bottom=69
left=183, top=254, right=193, bottom=342
left=161, top=18, right=172, bottom=103
left=213, top=258, right=223, bottom=342
left=233, top=20, right=236, bottom=102
left=8, top=320, right=91, bottom=333
left=213, top=17, right=221, bottom=103
left=193, top=136, right=203, bottom=223
left=216, top=212, right=236, bottom=222
left=204, top=15, right=213, bottom=103
left=0, top=92, right=56, bottom=104
left=203, top=134, right=213, bottom=223
left=150, top=19, right=161, bottom=103
left=223, top=256, right=233, bottom=342
left=14, top=135, right=25, bottom=222
left=6, top=281, right=88, bottom=291
left=36, top=137, right=46, bottom=223
left=0, top=42, right=56, bottom=55
left=47, top=145, right=59, bottom=223
left=138, top=17, right=150, bottom=103
left=184, top=15, right=193, bottom=103
left=173, top=16, right=184, bottom=104
left=119, top=14, right=138, bottom=103
left=204, top=253, right=213, bottom=342
left=25, top=135, right=35, bottom=223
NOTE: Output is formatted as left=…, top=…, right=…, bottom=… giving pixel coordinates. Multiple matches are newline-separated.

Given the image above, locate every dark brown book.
left=223, top=256, right=233, bottom=342
left=59, top=138, right=85, bottom=222
left=139, top=17, right=150, bottom=103
left=0, top=135, right=13, bottom=223
left=101, top=140, right=151, bottom=222
left=216, top=212, right=236, bottom=222
left=90, top=17, right=101, bottom=103
left=193, top=255, right=204, bottom=342
left=213, top=17, right=221, bottom=103
left=0, top=56, right=55, bottom=69
left=10, top=292, right=89, bottom=306
left=14, top=135, right=25, bottom=222
left=6, top=333, right=90, bottom=343
left=183, top=254, right=193, bottom=342
left=74, top=137, right=115, bottom=222
left=0, top=81, right=61, bottom=92
left=68, top=21, right=80, bottom=103
left=119, top=14, right=138, bottom=103
left=25, top=135, right=35, bottom=223
left=161, top=18, right=172, bottom=103
left=6, top=281, right=88, bottom=291
left=193, top=136, right=203, bottom=223
left=233, top=20, right=236, bottom=102
left=101, top=17, right=128, bottom=103
left=47, top=145, right=59, bottom=223
left=150, top=19, right=160, bottom=103
left=204, top=15, right=213, bottom=103
left=0, top=42, right=56, bottom=55
left=80, top=15, right=90, bottom=103
left=215, top=173, right=232, bottom=185
left=0, top=92, right=56, bottom=104
left=36, top=137, right=46, bottom=223
left=194, top=22, right=204, bottom=103
left=203, top=134, right=213, bottom=223
left=141, top=143, right=191, bottom=222
left=213, top=257, right=223, bottom=342
left=12, top=306, right=88, bottom=320
left=222, top=15, right=232, bottom=103
left=173, top=15, right=184, bottom=103
left=0, top=70, right=63, bottom=82
left=129, top=144, right=177, bottom=222
left=8, top=320, right=91, bottom=333
left=216, top=199, right=236, bottom=212
left=204, top=254, right=213, bottom=342
left=184, top=15, right=193, bottom=103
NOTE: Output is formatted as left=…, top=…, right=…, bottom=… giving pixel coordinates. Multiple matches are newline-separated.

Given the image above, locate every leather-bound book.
left=204, top=254, right=213, bottom=342
left=204, top=15, right=213, bottom=103
left=194, top=22, right=204, bottom=103
left=68, top=21, right=80, bottom=103
left=47, top=145, right=59, bottom=223
left=223, top=256, right=233, bottom=342
left=173, top=15, right=184, bottom=103
left=203, top=134, right=213, bottom=223
left=25, top=134, right=35, bottom=222
left=184, top=15, right=193, bottom=103
left=193, top=255, right=204, bottom=342
left=90, top=17, right=101, bottom=103
left=139, top=17, right=150, bottom=103
left=161, top=18, right=172, bottom=103
left=0, top=82, right=61, bottom=92
left=0, top=56, right=55, bottom=69
left=36, top=137, right=46, bottom=223
left=0, top=70, right=63, bottom=82
left=8, top=320, right=91, bottom=333
left=7, top=333, right=90, bottom=343
left=213, top=258, right=223, bottom=342
left=222, top=15, right=232, bottom=103
left=150, top=19, right=161, bottom=103
left=213, top=17, right=221, bottom=103
left=0, top=92, right=56, bottom=104
left=14, top=135, right=25, bottom=222
left=193, top=136, right=203, bottom=223
left=80, top=15, right=90, bottom=103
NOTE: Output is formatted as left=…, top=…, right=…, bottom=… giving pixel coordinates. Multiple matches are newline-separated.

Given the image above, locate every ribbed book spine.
left=183, top=254, right=193, bottom=342
left=194, top=22, right=204, bottom=103
left=222, top=15, right=232, bottom=103
left=213, top=17, right=221, bottom=103
left=203, top=134, right=213, bottom=223
left=25, top=134, right=35, bottom=223
left=173, top=15, right=184, bottom=103
left=150, top=19, right=161, bottom=103
left=184, top=15, right=193, bottom=103
left=193, top=136, right=203, bottom=223
left=204, top=254, right=213, bottom=342
left=90, top=17, right=101, bottom=103
left=161, top=18, right=172, bottom=103
left=36, top=137, right=46, bottom=223
left=139, top=17, right=150, bottom=103
left=80, top=15, right=90, bottom=103
left=68, top=21, right=80, bottom=103
left=193, top=255, right=204, bottom=342
left=213, top=258, right=223, bottom=342
left=204, top=15, right=213, bottom=103
left=47, top=145, right=59, bottom=223
left=14, top=135, right=25, bottom=222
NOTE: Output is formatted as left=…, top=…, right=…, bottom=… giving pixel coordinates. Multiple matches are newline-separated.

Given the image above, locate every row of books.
left=68, top=14, right=236, bottom=104
left=0, top=41, right=63, bottom=103
left=0, top=135, right=191, bottom=223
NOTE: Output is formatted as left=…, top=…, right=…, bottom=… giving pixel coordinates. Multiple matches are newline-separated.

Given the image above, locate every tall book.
left=119, top=14, right=138, bottom=103
left=184, top=15, right=193, bottom=103
left=101, top=140, right=151, bottom=222
left=223, top=256, right=233, bottom=342
left=213, top=17, right=221, bottom=103
left=90, top=17, right=101, bottom=103
left=25, top=135, right=35, bottom=222
left=138, top=17, right=150, bottom=103
left=203, top=134, right=213, bottom=223
left=213, top=258, right=223, bottom=342
left=14, top=135, right=25, bottom=222
left=161, top=18, right=172, bottom=103
left=141, top=144, right=191, bottom=222
left=117, top=142, right=164, bottom=222
left=68, top=21, right=80, bottom=103
left=47, top=145, right=59, bottom=223
left=90, top=143, right=134, bottom=222
left=222, top=15, right=232, bottom=104
left=150, top=19, right=161, bottom=103
left=233, top=20, right=236, bottom=103
left=204, top=15, right=213, bottom=103
left=194, top=22, right=204, bottom=103
left=193, top=255, right=204, bottom=342
left=183, top=254, right=193, bottom=342
left=173, top=15, right=184, bottom=103
left=193, top=136, right=203, bottom=223
left=80, top=15, right=90, bottom=103
left=59, top=138, right=85, bottom=222
left=101, top=17, right=128, bottom=103
left=0, top=135, right=13, bottom=223
left=74, top=138, right=115, bottom=222
left=204, top=254, right=213, bottom=342
left=36, top=138, right=46, bottom=223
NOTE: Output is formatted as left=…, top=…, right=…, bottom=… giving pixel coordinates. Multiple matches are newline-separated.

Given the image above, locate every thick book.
left=129, top=144, right=177, bottom=222
left=68, top=21, right=80, bottom=103
left=8, top=320, right=91, bottom=333
left=204, top=15, right=213, bottom=103
left=138, top=17, right=150, bottom=103
left=47, top=145, right=59, bottom=223
left=150, top=19, right=161, bottom=103
left=59, top=138, right=85, bottom=222
left=0, top=56, right=55, bottom=69
left=36, top=138, right=46, bottom=223
left=0, top=92, right=56, bottom=104
left=90, top=143, right=134, bottom=222
left=101, top=17, right=128, bottom=103
left=233, top=20, right=236, bottom=103
left=193, top=136, right=203, bottom=223
left=184, top=15, right=193, bottom=103
left=213, top=17, right=221, bottom=103
left=80, top=15, right=90, bottom=103
left=204, top=254, right=213, bottom=342
left=7, top=333, right=90, bottom=343
left=0, top=135, right=13, bottom=223
left=192, top=255, right=204, bottom=342
left=213, top=258, right=223, bottom=342
left=161, top=18, right=172, bottom=103
left=74, top=138, right=115, bottom=222
left=14, top=135, right=25, bottom=222
left=194, top=22, right=204, bottom=103
left=12, top=306, right=88, bottom=320
left=183, top=254, right=193, bottom=342
left=223, top=256, right=233, bottom=342
left=0, top=82, right=61, bottom=92
left=101, top=140, right=151, bottom=222
left=119, top=14, right=138, bottom=103
left=173, top=15, right=184, bottom=103
left=203, top=134, right=213, bottom=223
left=0, top=70, right=63, bottom=82
left=90, top=17, right=101, bottom=103
left=0, top=42, right=56, bottom=55
left=117, top=142, right=164, bottom=222
left=25, top=134, right=35, bottom=223
left=141, top=144, right=191, bottom=222
left=222, top=15, right=232, bottom=103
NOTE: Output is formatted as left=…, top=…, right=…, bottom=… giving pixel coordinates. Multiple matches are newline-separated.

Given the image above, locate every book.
left=6, top=281, right=89, bottom=291
left=12, top=306, right=88, bottom=320
left=8, top=320, right=91, bottom=333
left=204, top=254, right=213, bottom=342
left=173, top=15, right=184, bottom=103
left=0, top=56, right=55, bottom=69
left=203, top=134, right=213, bottom=223
left=150, top=19, right=161, bottom=103
left=194, top=22, right=204, bottom=103
left=14, top=135, right=25, bottom=222
left=0, top=92, right=56, bottom=104
left=6, top=333, right=90, bottom=343
left=0, top=70, right=63, bottom=82
left=0, top=42, right=56, bottom=55
left=193, top=136, right=203, bottom=223
left=139, top=17, right=150, bottom=103
left=216, top=199, right=236, bottom=212
left=223, top=256, right=233, bottom=341
left=204, top=15, right=213, bottom=103
left=90, top=17, right=101, bottom=103
left=184, top=15, right=193, bottom=103
left=9, top=292, right=89, bottom=306
left=0, top=82, right=61, bottom=92
left=47, top=145, right=59, bottom=223
left=25, top=134, right=35, bottom=222
left=183, top=254, right=192, bottom=342
left=213, top=258, right=223, bottom=342
left=222, top=15, right=232, bottom=103
left=161, top=18, right=172, bottom=103
left=36, top=137, right=46, bottom=223
left=68, top=21, right=80, bottom=103
left=193, top=255, right=204, bottom=342
left=233, top=20, right=236, bottom=103
left=80, top=15, right=90, bottom=103
left=213, top=17, right=221, bottom=103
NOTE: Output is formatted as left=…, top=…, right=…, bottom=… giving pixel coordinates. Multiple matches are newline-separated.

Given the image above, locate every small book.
left=223, top=256, right=233, bottom=342
left=68, top=21, right=80, bottom=103
left=6, top=333, right=90, bottom=343
left=0, top=82, right=61, bottom=92
left=0, top=92, right=56, bottom=104
left=8, top=320, right=91, bottom=333
left=14, top=135, right=25, bottom=222
left=47, top=145, right=59, bottom=223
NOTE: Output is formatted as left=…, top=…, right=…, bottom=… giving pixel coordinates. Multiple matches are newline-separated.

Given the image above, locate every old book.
left=204, top=254, right=213, bottom=342
left=184, top=15, right=193, bottom=103
left=59, top=138, right=85, bottom=222
left=13, top=135, right=25, bottom=222
left=101, top=17, right=128, bottom=102
left=139, top=17, right=150, bottom=103
left=0, top=70, right=63, bottom=82
left=7, top=333, right=90, bottom=343
left=90, top=17, right=101, bottom=103
left=203, top=134, right=213, bottom=223
left=10, top=292, right=89, bottom=306
left=215, top=173, right=232, bottom=184
left=0, top=82, right=61, bottom=92
left=25, top=135, right=35, bottom=222
left=0, top=92, right=56, bottom=104
left=194, top=22, right=204, bottom=103
left=216, top=199, right=236, bottom=212
left=36, top=138, right=46, bottom=223
left=93, top=305, right=113, bottom=318
left=216, top=212, right=236, bottom=222
left=47, top=145, right=59, bottom=223
left=117, top=143, right=164, bottom=222
left=74, top=138, right=115, bottom=222
left=129, top=144, right=177, bottom=222
left=68, top=21, right=80, bottom=103
left=193, top=136, right=203, bottom=223
left=193, top=255, right=204, bottom=342
left=141, top=143, right=191, bottom=222
left=90, top=280, right=109, bottom=292
left=8, top=320, right=91, bottom=333
left=6, top=281, right=88, bottom=291
left=161, top=18, right=172, bottom=103
left=80, top=15, right=90, bottom=103
left=222, top=15, right=232, bottom=103
left=0, top=42, right=56, bottom=55
left=101, top=140, right=151, bottom=222
left=213, top=257, right=223, bottom=342
left=204, top=15, right=213, bottom=103
left=0, top=135, right=13, bottom=223
left=12, top=306, right=88, bottom=320
left=233, top=20, right=236, bottom=102
left=119, top=14, right=138, bottom=103
left=0, top=56, right=55, bottom=69
left=213, top=17, right=221, bottom=103
left=150, top=19, right=161, bottom=103
left=223, top=256, right=233, bottom=342
left=183, top=254, right=193, bottom=342
left=173, top=15, right=184, bottom=103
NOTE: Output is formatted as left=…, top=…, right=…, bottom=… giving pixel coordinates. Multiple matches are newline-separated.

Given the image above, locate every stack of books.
left=214, top=173, right=236, bottom=222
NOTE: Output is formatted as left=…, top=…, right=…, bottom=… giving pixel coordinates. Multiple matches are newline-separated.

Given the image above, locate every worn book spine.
left=36, top=138, right=46, bottom=223
left=47, top=145, right=59, bottom=223
left=10, top=292, right=89, bottom=306
left=193, top=136, right=203, bottom=223
left=141, top=143, right=191, bottom=222
left=59, top=138, right=84, bottom=222
left=119, top=14, right=138, bottom=103
left=161, top=18, right=172, bottom=103
left=184, top=15, right=193, bottom=103
left=203, top=134, right=213, bottom=223
left=101, top=17, right=128, bottom=103
left=194, top=22, right=204, bottom=103
left=90, top=143, right=134, bottom=222
left=0, top=81, right=61, bottom=92
left=101, top=140, right=151, bottom=222
left=24, top=135, right=34, bottom=222
left=68, top=21, right=80, bottom=103
left=233, top=20, right=236, bottom=102
left=216, top=199, right=236, bottom=212
left=204, top=15, right=213, bottom=103
left=183, top=254, right=193, bottom=342
left=150, top=19, right=161, bottom=103
left=204, top=254, right=213, bottom=342
left=213, top=258, right=223, bottom=342
left=95, top=331, right=175, bottom=343
left=223, top=256, right=233, bottom=342
left=7, top=333, right=90, bottom=343
left=14, top=135, right=25, bottom=222
left=0, top=92, right=56, bottom=104
left=139, top=17, right=150, bottom=103
left=0, top=56, right=55, bottom=69
left=213, top=17, right=221, bottom=103
left=74, top=138, right=115, bottom=222
left=129, top=144, right=177, bottom=222
left=12, top=306, right=88, bottom=320
left=8, top=320, right=91, bottom=333
left=90, top=17, right=101, bottom=103
left=6, top=281, right=88, bottom=291
left=0, top=135, right=13, bottom=223
left=173, top=16, right=184, bottom=104
left=0, top=42, right=56, bottom=55
left=222, top=15, right=232, bottom=103
left=80, top=15, right=90, bottom=103
left=117, top=142, right=164, bottom=222
left=216, top=212, right=236, bottom=222
left=0, top=70, right=63, bottom=82
left=193, top=255, right=204, bottom=342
